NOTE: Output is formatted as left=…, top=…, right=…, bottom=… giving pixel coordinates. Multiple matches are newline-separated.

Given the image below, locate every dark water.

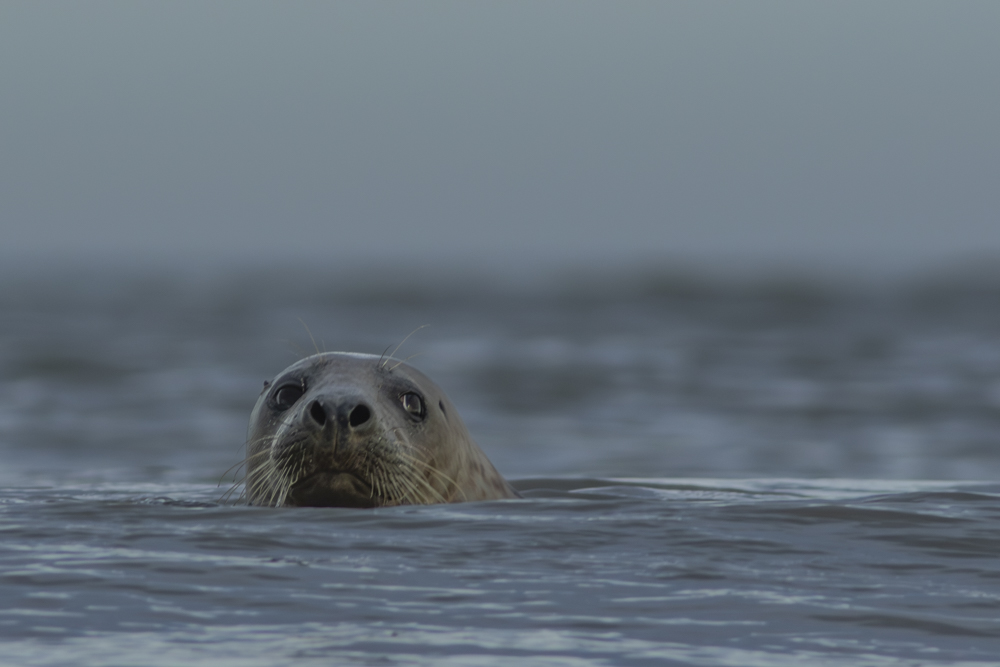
left=3, top=266, right=1000, bottom=665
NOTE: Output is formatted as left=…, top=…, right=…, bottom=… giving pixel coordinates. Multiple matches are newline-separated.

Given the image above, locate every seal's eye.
left=400, top=392, right=424, bottom=418
left=273, top=384, right=304, bottom=411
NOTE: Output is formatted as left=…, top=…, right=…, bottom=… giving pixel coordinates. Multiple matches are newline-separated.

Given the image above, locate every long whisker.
left=388, top=352, right=425, bottom=372
left=390, top=444, right=460, bottom=498
left=230, top=455, right=276, bottom=505
left=377, top=433, right=456, bottom=504
left=380, top=325, right=429, bottom=369
left=381, top=450, right=449, bottom=505
left=218, top=447, right=272, bottom=485
left=218, top=481, right=242, bottom=503
left=298, top=318, right=321, bottom=355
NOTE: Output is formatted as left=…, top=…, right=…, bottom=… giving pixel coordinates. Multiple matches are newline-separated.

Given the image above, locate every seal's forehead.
left=276, top=352, right=436, bottom=390
left=279, top=352, right=379, bottom=377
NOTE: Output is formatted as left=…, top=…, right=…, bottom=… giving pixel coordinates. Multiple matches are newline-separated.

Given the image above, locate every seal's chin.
left=286, top=471, right=378, bottom=508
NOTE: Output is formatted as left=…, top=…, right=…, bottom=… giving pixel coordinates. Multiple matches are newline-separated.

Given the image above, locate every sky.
left=2, top=1, right=999, bottom=279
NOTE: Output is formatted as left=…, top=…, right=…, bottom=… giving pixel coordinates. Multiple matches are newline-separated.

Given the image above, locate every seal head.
left=244, top=352, right=518, bottom=507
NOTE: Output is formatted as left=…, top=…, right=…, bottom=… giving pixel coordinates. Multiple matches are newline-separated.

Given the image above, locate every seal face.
left=244, top=352, right=519, bottom=507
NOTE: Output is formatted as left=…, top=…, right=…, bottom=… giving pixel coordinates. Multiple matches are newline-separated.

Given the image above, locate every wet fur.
left=238, top=352, right=518, bottom=507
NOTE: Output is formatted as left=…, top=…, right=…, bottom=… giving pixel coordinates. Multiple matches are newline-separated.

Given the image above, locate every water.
left=3, top=265, right=1000, bottom=666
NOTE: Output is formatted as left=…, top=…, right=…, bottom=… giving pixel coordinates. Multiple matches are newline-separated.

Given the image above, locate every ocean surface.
left=3, top=265, right=1000, bottom=666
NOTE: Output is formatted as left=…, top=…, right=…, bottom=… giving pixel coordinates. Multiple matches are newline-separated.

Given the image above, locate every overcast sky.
left=2, top=2, right=998, bottom=278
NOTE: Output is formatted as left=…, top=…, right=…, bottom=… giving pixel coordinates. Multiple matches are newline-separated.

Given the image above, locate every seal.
left=243, top=352, right=519, bottom=507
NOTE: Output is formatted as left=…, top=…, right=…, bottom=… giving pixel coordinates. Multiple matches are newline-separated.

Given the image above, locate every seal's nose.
left=306, top=398, right=372, bottom=430
left=347, top=403, right=371, bottom=428
left=308, top=399, right=328, bottom=427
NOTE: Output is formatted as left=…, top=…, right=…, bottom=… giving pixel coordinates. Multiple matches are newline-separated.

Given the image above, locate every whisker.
left=381, top=325, right=429, bottom=370
left=218, top=448, right=272, bottom=485
left=388, top=352, right=425, bottom=372
left=298, top=318, right=320, bottom=355
left=390, top=445, right=460, bottom=496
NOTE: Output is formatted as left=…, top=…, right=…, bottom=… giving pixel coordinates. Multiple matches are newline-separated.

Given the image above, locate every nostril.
left=309, top=400, right=327, bottom=426
left=348, top=404, right=371, bottom=428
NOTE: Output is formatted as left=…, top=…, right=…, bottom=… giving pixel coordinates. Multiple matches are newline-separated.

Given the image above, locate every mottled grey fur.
left=244, top=352, right=518, bottom=507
